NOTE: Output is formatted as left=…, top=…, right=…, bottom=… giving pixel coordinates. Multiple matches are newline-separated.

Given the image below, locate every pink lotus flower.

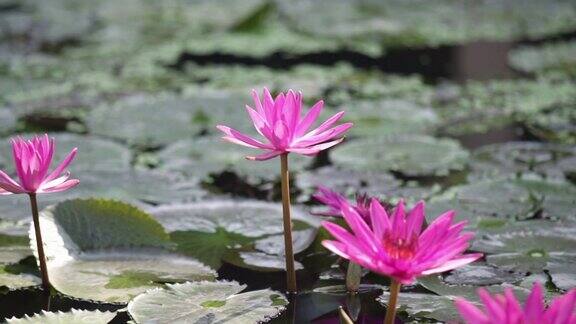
left=455, top=282, right=576, bottom=324
left=313, top=186, right=379, bottom=222
left=0, top=134, right=79, bottom=194
left=321, top=198, right=482, bottom=284
left=216, top=88, right=353, bottom=161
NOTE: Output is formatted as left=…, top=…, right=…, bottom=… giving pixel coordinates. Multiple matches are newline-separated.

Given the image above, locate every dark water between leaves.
left=0, top=36, right=552, bottom=323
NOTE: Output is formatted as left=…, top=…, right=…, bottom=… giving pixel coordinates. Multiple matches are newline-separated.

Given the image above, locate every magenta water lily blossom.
left=216, top=88, right=352, bottom=293
left=455, top=282, right=576, bottom=324
left=0, top=134, right=79, bottom=291
left=0, top=134, right=79, bottom=194
left=321, top=198, right=482, bottom=324
left=216, top=88, right=353, bottom=161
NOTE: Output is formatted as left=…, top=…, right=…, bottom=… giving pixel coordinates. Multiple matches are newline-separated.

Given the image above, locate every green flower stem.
left=280, top=153, right=297, bottom=293
left=384, top=279, right=401, bottom=324
left=29, top=193, right=50, bottom=290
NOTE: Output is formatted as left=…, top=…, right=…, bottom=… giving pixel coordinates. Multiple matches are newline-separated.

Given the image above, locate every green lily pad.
left=158, top=136, right=310, bottom=183
left=426, top=177, right=576, bottom=225
left=128, top=280, right=287, bottom=324
left=509, top=40, right=576, bottom=76
left=443, top=263, right=524, bottom=286
left=378, top=291, right=460, bottom=323
left=0, top=133, right=132, bottom=173
left=34, top=199, right=215, bottom=303
left=526, top=100, right=576, bottom=145
left=278, top=0, right=576, bottom=46
left=331, top=135, right=469, bottom=177
left=435, top=77, right=576, bottom=136
left=6, top=309, right=116, bottom=324
left=151, top=200, right=317, bottom=271
left=296, top=166, right=440, bottom=204
left=342, top=99, right=439, bottom=138
left=470, top=142, right=576, bottom=181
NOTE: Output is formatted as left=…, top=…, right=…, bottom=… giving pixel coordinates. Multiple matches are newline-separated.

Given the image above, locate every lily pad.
left=378, top=291, right=460, bottom=323
left=425, top=177, right=576, bottom=225
left=7, top=309, right=116, bottom=324
left=509, top=40, right=576, bottom=76
left=342, top=99, right=439, bottom=138
left=0, top=133, right=132, bottom=173
left=526, top=101, right=576, bottom=145
left=33, top=199, right=215, bottom=303
left=158, top=136, right=310, bottom=183
left=470, top=142, right=576, bottom=181
left=296, top=166, right=440, bottom=204
left=150, top=200, right=317, bottom=271
left=128, top=280, right=287, bottom=324
left=331, top=135, right=469, bottom=177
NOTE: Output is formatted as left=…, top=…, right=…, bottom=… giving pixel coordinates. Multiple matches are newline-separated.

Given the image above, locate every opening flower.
left=321, top=198, right=482, bottom=284
left=455, top=282, right=576, bottom=324
left=0, top=134, right=79, bottom=194
left=313, top=186, right=383, bottom=222
left=216, top=88, right=353, bottom=161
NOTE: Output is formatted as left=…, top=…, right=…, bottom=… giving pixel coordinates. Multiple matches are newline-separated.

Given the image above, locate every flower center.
left=383, top=234, right=418, bottom=260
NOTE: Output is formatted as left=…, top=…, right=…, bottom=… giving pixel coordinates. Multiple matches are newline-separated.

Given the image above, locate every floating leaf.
left=377, top=291, right=460, bottom=323
left=127, top=280, right=286, bottom=323
left=151, top=200, right=317, bottom=271
left=7, top=309, right=116, bottom=324
left=342, top=99, right=439, bottom=138
left=426, top=177, right=576, bottom=225
left=526, top=101, right=576, bottom=145
left=331, top=135, right=469, bottom=177
left=296, top=166, right=439, bottom=204
left=443, top=263, right=524, bottom=286
left=34, top=199, right=215, bottom=302
left=470, top=141, right=576, bottom=181
left=509, top=40, right=576, bottom=76
left=158, top=136, right=310, bottom=183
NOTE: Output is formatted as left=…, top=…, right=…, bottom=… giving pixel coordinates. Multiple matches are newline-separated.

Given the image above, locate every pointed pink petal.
left=370, top=198, right=391, bottom=241
left=251, top=89, right=265, bottom=116
left=38, top=179, right=79, bottom=193
left=406, top=201, right=425, bottom=236
left=302, top=111, right=346, bottom=137
left=287, top=138, right=344, bottom=156
left=295, top=100, right=323, bottom=137
left=217, top=125, right=272, bottom=149
left=524, top=282, right=545, bottom=320
left=44, top=148, right=77, bottom=182
left=421, top=253, right=483, bottom=275
left=455, top=298, right=490, bottom=324
left=0, top=170, right=26, bottom=194
left=293, top=123, right=353, bottom=148
left=246, top=150, right=283, bottom=161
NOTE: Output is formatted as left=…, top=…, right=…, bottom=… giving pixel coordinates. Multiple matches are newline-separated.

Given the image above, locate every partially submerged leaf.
left=331, top=135, right=469, bottom=177
left=377, top=291, right=460, bottom=323
left=128, top=280, right=287, bottom=323
left=34, top=199, right=215, bottom=302
left=7, top=309, right=116, bottom=324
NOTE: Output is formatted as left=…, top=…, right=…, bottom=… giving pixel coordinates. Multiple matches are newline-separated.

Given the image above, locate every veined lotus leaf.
left=158, top=136, right=310, bottom=183
left=435, top=77, right=576, bottom=136
left=418, top=275, right=531, bottom=304
left=127, top=280, right=287, bottom=324
left=151, top=201, right=317, bottom=271
left=277, top=0, right=576, bottom=46
left=331, top=135, right=469, bottom=177
left=32, top=199, right=215, bottom=303
left=342, top=99, right=439, bottom=138
left=471, top=220, right=576, bottom=285
left=526, top=101, right=576, bottom=145
left=296, top=166, right=439, bottom=204
left=426, top=177, right=576, bottom=225
left=7, top=309, right=116, bottom=324
left=508, top=40, right=576, bottom=76
left=377, top=291, right=461, bottom=323
left=0, top=133, right=132, bottom=173
left=470, top=142, right=576, bottom=181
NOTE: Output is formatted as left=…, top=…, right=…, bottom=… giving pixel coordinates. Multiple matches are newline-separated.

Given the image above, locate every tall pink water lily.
left=216, top=88, right=353, bottom=160
left=0, top=134, right=79, bottom=291
left=455, top=282, right=576, bottom=324
left=0, top=134, right=79, bottom=194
